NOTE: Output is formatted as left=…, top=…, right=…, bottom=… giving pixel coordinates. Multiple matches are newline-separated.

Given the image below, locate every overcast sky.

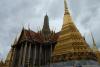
left=0, top=0, right=100, bottom=60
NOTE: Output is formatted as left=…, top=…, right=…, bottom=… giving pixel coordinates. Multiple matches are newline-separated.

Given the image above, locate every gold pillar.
left=18, top=44, right=23, bottom=67
left=22, top=42, right=27, bottom=67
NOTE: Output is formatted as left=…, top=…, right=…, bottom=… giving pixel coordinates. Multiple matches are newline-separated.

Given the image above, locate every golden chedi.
left=52, top=0, right=97, bottom=63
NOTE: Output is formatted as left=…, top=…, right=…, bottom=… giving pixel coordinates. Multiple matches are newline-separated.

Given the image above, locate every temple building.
left=6, top=14, right=58, bottom=67
left=0, top=0, right=100, bottom=67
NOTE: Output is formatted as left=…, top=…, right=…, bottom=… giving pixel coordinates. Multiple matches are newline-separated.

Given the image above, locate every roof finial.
left=46, top=12, right=47, bottom=16
left=13, top=36, right=18, bottom=45
left=28, top=24, right=30, bottom=30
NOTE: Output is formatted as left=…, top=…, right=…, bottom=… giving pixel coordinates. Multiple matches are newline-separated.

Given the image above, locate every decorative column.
left=18, top=44, right=24, bottom=67
left=50, top=44, right=53, bottom=67
left=27, top=43, right=31, bottom=67
left=33, top=42, right=37, bottom=66
left=45, top=48, right=46, bottom=65
left=9, top=48, right=14, bottom=67
left=39, top=45, right=42, bottom=67
left=50, top=42, right=52, bottom=67
left=22, top=42, right=27, bottom=67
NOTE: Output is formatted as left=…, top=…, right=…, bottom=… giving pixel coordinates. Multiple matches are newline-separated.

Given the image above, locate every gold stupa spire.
left=52, top=0, right=95, bottom=62
left=64, top=0, right=69, bottom=15
left=63, top=0, right=76, bottom=26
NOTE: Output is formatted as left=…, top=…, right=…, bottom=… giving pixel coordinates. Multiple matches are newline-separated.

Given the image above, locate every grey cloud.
left=48, top=0, right=63, bottom=19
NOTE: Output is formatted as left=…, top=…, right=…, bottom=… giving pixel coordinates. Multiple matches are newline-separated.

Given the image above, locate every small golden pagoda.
left=52, top=0, right=97, bottom=62
left=91, top=32, right=98, bottom=52
left=91, top=32, right=100, bottom=64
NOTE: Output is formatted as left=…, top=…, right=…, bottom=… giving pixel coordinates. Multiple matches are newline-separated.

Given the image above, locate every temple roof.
left=11, top=13, right=60, bottom=46
left=14, top=28, right=59, bottom=46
